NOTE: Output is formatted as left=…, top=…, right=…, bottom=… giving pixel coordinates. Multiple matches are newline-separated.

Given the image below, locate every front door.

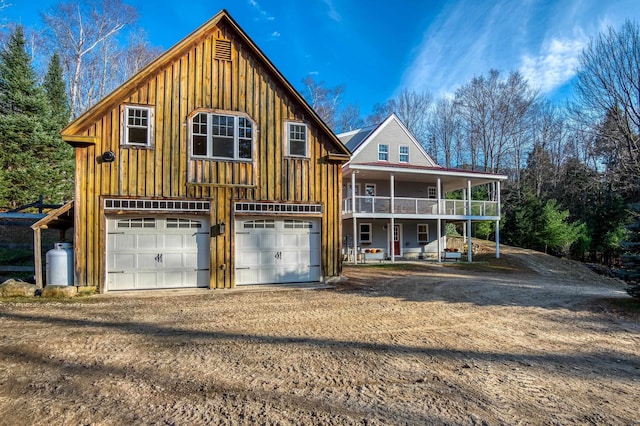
left=390, top=224, right=402, bottom=257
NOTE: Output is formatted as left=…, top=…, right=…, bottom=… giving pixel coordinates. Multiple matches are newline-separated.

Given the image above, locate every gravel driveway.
left=0, top=246, right=638, bottom=425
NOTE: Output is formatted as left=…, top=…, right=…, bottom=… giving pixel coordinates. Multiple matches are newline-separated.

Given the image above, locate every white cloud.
left=271, top=31, right=280, bottom=38
left=247, top=0, right=275, bottom=21
left=519, top=34, right=588, bottom=93
left=322, top=0, right=341, bottom=22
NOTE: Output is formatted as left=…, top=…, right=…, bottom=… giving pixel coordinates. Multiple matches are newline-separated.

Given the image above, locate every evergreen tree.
left=621, top=203, right=640, bottom=297
left=43, top=52, right=71, bottom=130
left=43, top=52, right=74, bottom=202
left=0, top=26, right=69, bottom=208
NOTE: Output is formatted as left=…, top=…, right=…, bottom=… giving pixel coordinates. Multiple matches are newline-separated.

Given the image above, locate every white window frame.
left=122, top=105, right=154, bottom=147
left=417, top=224, right=429, bottom=243
left=359, top=223, right=372, bottom=243
left=399, top=145, right=409, bottom=163
left=378, top=144, right=389, bottom=161
left=189, top=111, right=254, bottom=161
left=364, top=183, right=376, bottom=203
left=427, top=186, right=437, bottom=199
left=286, top=121, right=308, bottom=158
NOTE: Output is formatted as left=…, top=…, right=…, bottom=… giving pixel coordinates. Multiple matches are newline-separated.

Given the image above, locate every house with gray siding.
left=339, top=113, right=507, bottom=263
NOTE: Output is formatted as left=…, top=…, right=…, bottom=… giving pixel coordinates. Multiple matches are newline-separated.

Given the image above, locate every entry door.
left=390, top=224, right=402, bottom=256
left=235, top=218, right=321, bottom=285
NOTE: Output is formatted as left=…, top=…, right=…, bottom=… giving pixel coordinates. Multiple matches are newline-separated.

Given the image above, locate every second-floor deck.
left=342, top=196, right=499, bottom=219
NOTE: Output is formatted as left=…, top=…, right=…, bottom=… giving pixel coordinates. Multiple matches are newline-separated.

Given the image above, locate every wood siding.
left=68, top=17, right=345, bottom=290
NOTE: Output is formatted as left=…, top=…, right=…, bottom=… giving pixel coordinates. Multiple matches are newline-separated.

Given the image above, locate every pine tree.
left=0, top=26, right=63, bottom=208
left=621, top=203, right=640, bottom=297
left=43, top=52, right=74, bottom=202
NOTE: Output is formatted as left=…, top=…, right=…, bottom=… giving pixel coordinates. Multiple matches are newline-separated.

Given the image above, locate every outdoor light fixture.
left=99, top=151, right=116, bottom=163
left=211, top=222, right=226, bottom=237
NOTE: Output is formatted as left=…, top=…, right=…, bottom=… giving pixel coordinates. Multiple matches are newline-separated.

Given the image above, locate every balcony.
left=342, top=196, right=499, bottom=218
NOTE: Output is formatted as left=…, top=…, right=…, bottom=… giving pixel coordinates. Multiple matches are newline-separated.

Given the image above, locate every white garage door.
left=106, top=217, right=210, bottom=291
left=235, top=218, right=321, bottom=285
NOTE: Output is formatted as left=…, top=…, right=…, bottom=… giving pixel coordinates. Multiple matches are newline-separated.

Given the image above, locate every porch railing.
left=342, top=196, right=498, bottom=216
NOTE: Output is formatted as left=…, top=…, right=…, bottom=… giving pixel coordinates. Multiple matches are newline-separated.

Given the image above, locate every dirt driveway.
left=0, top=246, right=638, bottom=425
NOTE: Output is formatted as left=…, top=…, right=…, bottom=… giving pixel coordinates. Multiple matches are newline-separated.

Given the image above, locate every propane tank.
left=45, top=242, right=74, bottom=286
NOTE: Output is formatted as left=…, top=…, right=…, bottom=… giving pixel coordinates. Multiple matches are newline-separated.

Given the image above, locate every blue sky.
left=3, top=0, right=640, bottom=116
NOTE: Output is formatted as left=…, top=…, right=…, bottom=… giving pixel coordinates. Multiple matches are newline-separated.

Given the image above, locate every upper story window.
left=123, top=105, right=154, bottom=147
left=378, top=144, right=389, bottom=161
left=286, top=122, right=308, bottom=157
left=191, top=112, right=253, bottom=160
left=399, top=145, right=409, bottom=163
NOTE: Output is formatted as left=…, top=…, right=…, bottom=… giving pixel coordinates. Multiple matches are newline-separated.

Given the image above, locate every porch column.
left=437, top=177, right=442, bottom=214
left=437, top=177, right=442, bottom=263
left=352, top=172, right=357, bottom=265
left=437, top=218, right=442, bottom=263
left=390, top=173, right=395, bottom=263
left=496, top=180, right=501, bottom=259
left=467, top=179, right=472, bottom=262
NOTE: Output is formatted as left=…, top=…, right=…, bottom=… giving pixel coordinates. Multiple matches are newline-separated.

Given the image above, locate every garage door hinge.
left=107, top=232, right=125, bottom=235
left=310, top=265, right=320, bottom=267
left=310, top=232, right=320, bottom=234
left=236, top=232, right=250, bottom=234
left=108, top=271, right=125, bottom=274
left=236, top=267, right=250, bottom=270
left=195, top=268, right=210, bottom=271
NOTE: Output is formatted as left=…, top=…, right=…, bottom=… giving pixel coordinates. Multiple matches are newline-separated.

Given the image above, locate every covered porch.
left=342, top=164, right=507, bottom=264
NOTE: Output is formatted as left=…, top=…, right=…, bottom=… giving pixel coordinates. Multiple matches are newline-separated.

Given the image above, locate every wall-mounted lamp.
left=211, top=222, right=226, bottom=237
left=98, top=150, right=116, bottom=163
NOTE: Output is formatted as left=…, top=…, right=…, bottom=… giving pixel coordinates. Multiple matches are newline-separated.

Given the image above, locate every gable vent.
left=214, top=39, right=232, bottom=61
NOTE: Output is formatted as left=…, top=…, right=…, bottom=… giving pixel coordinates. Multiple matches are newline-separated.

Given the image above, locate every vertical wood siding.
left=71, top=21, right=343, bottom=290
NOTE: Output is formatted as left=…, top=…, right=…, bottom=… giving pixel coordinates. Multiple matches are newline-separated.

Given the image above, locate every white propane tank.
left=45, top=242, right=74, bottom=286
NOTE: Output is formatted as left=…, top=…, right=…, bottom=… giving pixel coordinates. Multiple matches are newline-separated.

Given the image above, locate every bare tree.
left=428, top=97, right=460, bottom=168
left=454, top=70, right=537, bottom=173
left=574, top=19, right=640, bottom=180
left=367, top=89, right=432, bottom=145
left=42, top=0, right=138, bottom=116
left=300, top=75, right=363, bottom=133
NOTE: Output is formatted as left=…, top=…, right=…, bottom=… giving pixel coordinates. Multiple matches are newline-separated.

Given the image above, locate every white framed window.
left=286, top=121, right=308, bottom=157
left=123, top=105, right=154, bottom=147
left=359, top=223, right=372, bottom=243
left=427, top=186, right=437, bottom=199
left=378, top=144, right=389, bottom=161
left=399, top=145, right=409, bottom=163
left=190, top=112, right=253, bottom=160
left=364, top=183, right=376, bottom=203
left=417, top=224, right=429, bottom=243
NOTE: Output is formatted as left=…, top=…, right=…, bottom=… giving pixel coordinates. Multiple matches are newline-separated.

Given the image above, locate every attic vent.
left=214, top=39, right=232, bottom=61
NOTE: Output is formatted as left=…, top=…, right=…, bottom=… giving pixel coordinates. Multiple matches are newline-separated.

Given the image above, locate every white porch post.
left=467, top=179, right=472, bottom=263
left=496, top=180, right=501, bottom=259
left=437, top=219, right=442, bottom=263
left=390, top=173, right=395, bottom=263
left=437, top=178, right=442, bottom=263
left=352, top=172, right=357, bottom=265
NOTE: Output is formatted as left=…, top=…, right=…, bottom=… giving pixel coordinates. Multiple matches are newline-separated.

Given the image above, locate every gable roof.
left=61, top=9, right=350, bottom=158
left=338, top=113, right=438, bottom=167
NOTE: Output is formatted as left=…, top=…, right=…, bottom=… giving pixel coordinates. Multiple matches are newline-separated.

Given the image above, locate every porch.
left=342, top=196, right=499, bottom=218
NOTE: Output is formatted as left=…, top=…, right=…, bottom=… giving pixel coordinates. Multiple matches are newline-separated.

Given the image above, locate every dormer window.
left=123, top=105, right=154, bottom=147
left=378, top=144, right=389, bottom=161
